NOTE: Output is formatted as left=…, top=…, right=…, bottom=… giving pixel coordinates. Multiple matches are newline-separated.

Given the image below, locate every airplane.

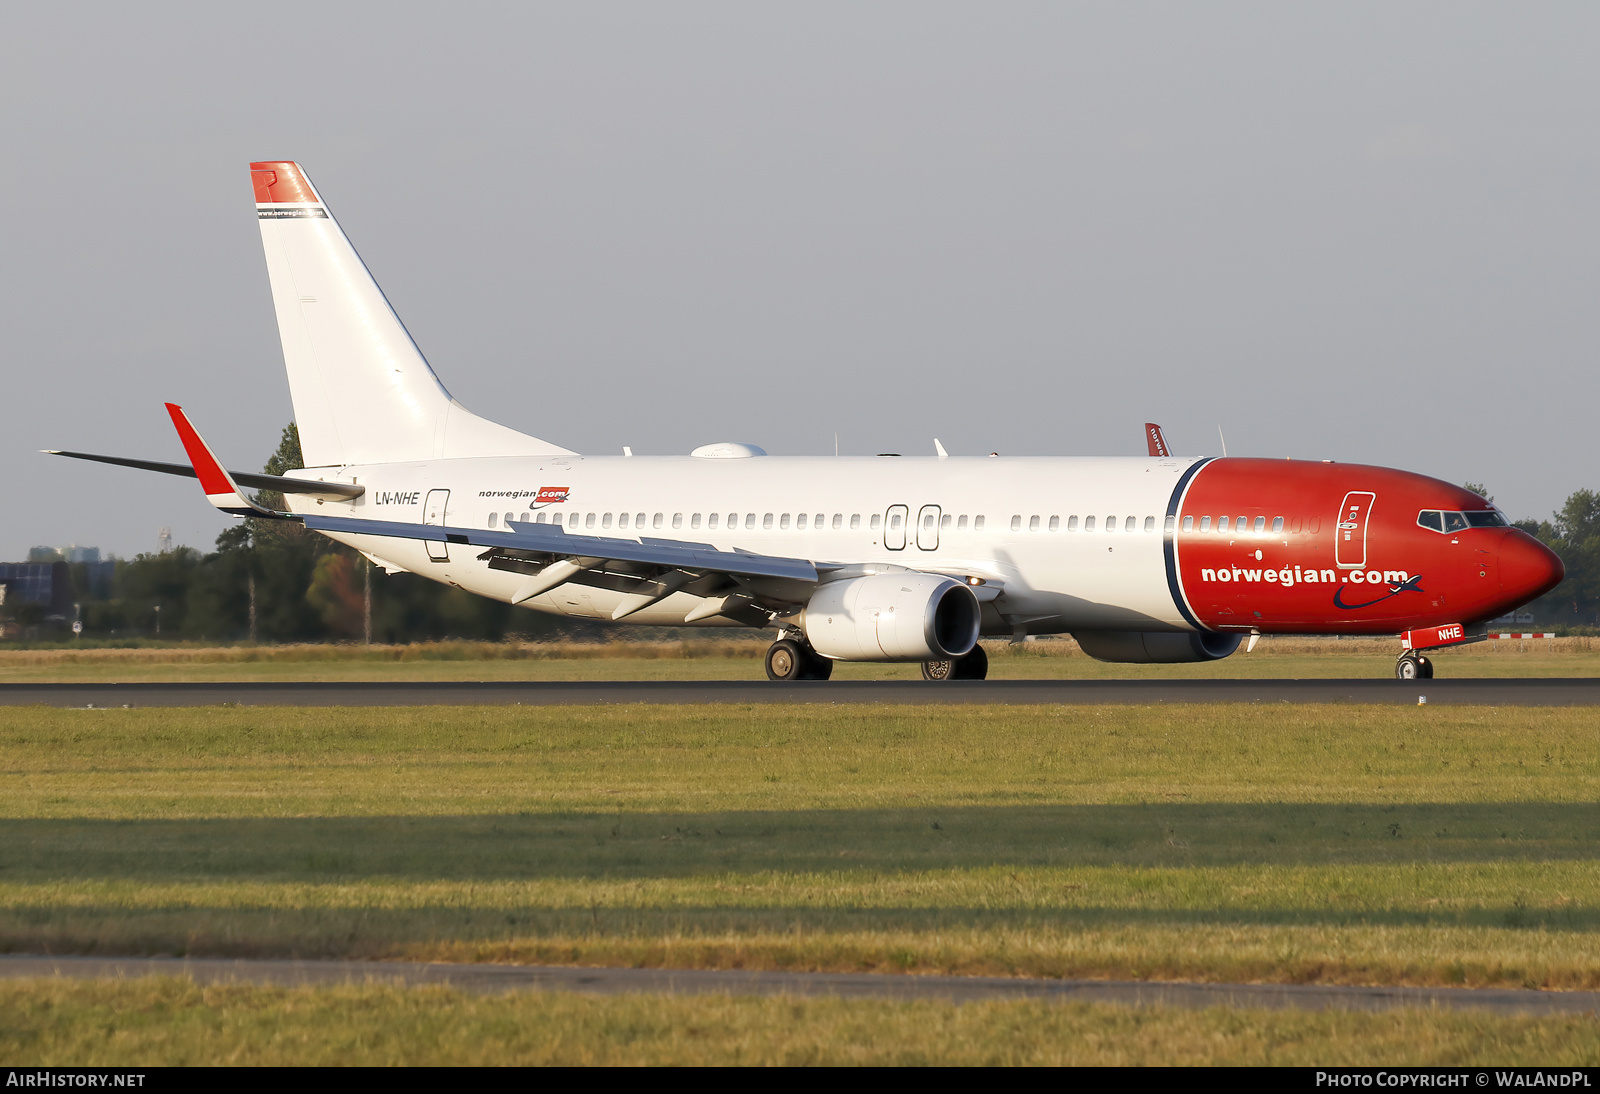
left=48, top=161, right=1564, bottom=682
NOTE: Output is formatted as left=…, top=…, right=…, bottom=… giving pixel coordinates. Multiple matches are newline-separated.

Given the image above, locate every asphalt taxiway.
left=2, top=955, right=1594, bottom=1015
left=1, top=678, right=1596, bottom=707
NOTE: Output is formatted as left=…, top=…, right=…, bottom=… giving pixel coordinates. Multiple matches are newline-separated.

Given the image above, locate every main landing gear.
left=1395, top=652, right=1434, bottom=680
left=765, top=638, right=834, bottom=681
left=921, top=644, right=989, bottom=681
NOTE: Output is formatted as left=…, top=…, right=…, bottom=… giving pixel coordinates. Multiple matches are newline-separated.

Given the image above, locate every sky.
left=3, top=2, right=1597, bottom=559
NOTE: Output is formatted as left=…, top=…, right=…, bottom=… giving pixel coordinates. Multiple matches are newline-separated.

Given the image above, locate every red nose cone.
left=1498, top=530, right=1564, bottom=603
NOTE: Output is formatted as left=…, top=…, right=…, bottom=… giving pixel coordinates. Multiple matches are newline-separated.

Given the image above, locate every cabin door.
left=1335, top=491, right=1375, bottom=569
left=424, top=489, right=451, bottom=562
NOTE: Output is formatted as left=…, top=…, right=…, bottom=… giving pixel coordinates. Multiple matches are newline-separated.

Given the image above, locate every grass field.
left=3, top=700, right=1596, bottom=1065
left=0, top=635, right=1595, bottom=682
left=5, top=979, right=1597, bottom=1066
left=2, top=702, right=1596, bottom=985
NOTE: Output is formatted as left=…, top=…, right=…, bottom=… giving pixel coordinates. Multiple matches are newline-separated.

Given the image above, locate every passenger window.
left=796, top=513, right=807, bottom=530
left=832, top=514, right=843, bottom=530
left=1291, top=516, right=1304, bottom=534
left=868, top=514, right=879, bottom=530
left=691, top=513, right=702, bottom=530
left=1253, top=516, right=1265, bottom=533
left=941, top=514, right=953, bottom=529
left=601, top=513, right=613, bottom=529
left=672, top=513, right=683, bottom=529
left=1048, top=516, right=1059, bottom=532
left=1145, top=516, right=1156, bottom=533
left=888, top=513, right=901, bottom=530
left=536, top=512, right=548, bottom=524
left=1068, top=515, right=1079, bottom=531
left=585, top=513, right=596, bottom=529
left=974, top=515, right=985, bottom=530
left=1271, top=516, right=1284, bottom=533
left=1125, top=516, right=1136, bottom=532
left=745, top=513, right=756, bottom=530
left=957, top=515, right=968, bottom=530
left=1237, top=517, right=1249, bottom=532
left=779, top=513, right=790, bottom=530
left=519, top=512, right=529, bottom=523
left=1443, top=512, right=1468, bottom=533
left=924, top=514, right=935, bottom=530
left=1106, top=515, right=1116, bottom=532
left=505, top=512, right=515, bottom=526
left=1028, top=515, right=1040, bottom=531
left=760, top=513, right=772, bottom=530
left=727, top=513, right=737, bottom=529
left=708, top=513, right=719, bottom=530
left=1084, top=516, right=1096, bottom=531
left=1182, top=515, right=1193, bottom=531
left=851, top=514, right=861, bottom=530
left=488, top=513, right=498, bottom=528
left=653, top=513, right=664, bottom=529
left=1201, top=516, right=1212, bottom=532
left=1416, top=510, right=1444, bottom=533
left=814, top=513, right=824, bottom=528
left=622, top=513, right=634, bottom=529
left=1011, top=515, right=1022, bottom=531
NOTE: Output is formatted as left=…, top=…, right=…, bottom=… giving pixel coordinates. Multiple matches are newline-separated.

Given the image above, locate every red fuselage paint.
left=1172, top=459, right=1563, bottom=635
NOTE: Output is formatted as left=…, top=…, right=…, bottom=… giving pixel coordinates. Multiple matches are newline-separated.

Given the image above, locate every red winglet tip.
left=164, top=404, right=234, bottom=496
left=249, top=161, right=319, bottom=204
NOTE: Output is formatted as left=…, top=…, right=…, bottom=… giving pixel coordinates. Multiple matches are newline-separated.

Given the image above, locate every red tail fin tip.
left=250, top=161, right=319, bottom=203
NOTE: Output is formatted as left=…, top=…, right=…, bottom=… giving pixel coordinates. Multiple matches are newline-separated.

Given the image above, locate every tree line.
left=7, top=441, right=1599, bottom=643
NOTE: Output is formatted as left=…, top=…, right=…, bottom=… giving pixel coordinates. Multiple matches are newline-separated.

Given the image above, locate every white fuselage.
left=290, top=453, right=1202, bottom=634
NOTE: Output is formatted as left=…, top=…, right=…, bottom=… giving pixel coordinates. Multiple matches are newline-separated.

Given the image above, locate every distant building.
left=158, top=527, right=173, bottom=553
left=28, top=544, right=100, bottom=564
left=0, top=562, right=75, bottom=616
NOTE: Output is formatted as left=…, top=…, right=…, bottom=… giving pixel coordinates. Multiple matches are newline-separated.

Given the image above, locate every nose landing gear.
left=1395, top=652, right=1433, bottom=680
left=765, top=638, right=834, bottom=681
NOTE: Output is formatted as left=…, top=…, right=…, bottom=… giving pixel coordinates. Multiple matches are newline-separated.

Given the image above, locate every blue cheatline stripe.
left=1163, top=457, right=1215, bottom=631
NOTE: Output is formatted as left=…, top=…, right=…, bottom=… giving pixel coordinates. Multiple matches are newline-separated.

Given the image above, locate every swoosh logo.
left=1333, top=573, right=1425, bottom=611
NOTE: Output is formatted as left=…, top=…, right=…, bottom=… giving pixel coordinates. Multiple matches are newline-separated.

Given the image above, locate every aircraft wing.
left=304, top=513, right=818, bottom=583
left=45, top=450, right=365, bottom=500
left=304, top=512, right=820, bottom=621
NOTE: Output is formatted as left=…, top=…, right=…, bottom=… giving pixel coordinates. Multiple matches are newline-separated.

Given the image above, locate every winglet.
left=164, top=403, right=290, bottom=519
left=1144, top=423, right=1170, bottom=457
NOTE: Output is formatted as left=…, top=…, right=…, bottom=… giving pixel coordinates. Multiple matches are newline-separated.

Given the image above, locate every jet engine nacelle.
left=803, top=573, right=981, bottom=662
left=1073, top=630, right=1242, bottom=664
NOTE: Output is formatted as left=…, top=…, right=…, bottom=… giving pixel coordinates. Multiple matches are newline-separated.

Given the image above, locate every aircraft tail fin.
left=251, top=161, right=573, bottom=467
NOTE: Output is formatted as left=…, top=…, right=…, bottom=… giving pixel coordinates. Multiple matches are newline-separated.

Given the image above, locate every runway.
left=3, top=955, right=1594, bottom=1015
left=1, top=677, right=1597, bottom=707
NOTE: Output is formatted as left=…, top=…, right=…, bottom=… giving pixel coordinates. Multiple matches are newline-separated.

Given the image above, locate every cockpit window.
left=1418, top=509, right=1508, bottom=533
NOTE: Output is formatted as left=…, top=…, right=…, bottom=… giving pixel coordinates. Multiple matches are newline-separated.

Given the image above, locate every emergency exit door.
left=884, top=504, right=908, bottom=550
left=1335, top=491, right=1375, bottom=569
left=916, top=505, right=941, bottom=550
left=424, top=489, right=450, bottom=562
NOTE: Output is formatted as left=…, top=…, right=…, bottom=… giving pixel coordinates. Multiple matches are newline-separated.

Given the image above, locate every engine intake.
left=1073, top=630, right=1242, bottom=664
left=804, top=573, right=980, bottom=662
